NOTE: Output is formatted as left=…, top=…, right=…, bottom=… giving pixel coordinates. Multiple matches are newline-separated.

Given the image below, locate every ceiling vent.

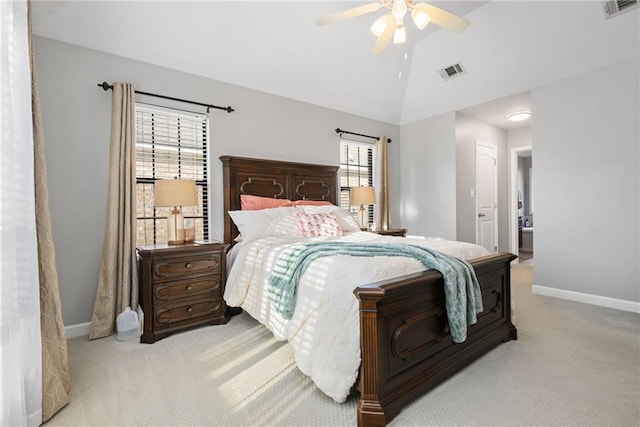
left=602, top=0, right=639, bottom=19
left=438, top=62, right=466, bottom=81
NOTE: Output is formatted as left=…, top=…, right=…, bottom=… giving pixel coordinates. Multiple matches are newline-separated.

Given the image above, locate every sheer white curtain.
left=0, top=0, right=43, bottom=425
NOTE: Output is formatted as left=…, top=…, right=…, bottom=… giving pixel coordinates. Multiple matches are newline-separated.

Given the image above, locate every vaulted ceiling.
left=31, top=1, right=639, bottom=127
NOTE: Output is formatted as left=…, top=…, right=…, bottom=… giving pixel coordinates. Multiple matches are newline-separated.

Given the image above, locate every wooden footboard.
left=354, top=252, right=517, bottom=427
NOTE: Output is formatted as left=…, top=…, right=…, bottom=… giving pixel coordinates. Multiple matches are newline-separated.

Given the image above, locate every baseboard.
left=65, top=322, right=91, bottom=339
left=532, top=285, right=640, bottom=313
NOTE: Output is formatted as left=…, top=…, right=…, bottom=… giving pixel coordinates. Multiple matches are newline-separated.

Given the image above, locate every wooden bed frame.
left=220, top=155, right=517, bottom=426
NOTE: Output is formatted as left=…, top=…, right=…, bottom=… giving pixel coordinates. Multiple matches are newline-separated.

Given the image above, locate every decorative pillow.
left=294, top=211, right=342, bottom=238
left=300, top=205, right=361, bottom=233
left=228, top=206, right=303, bottom=243
left=293, top=200, right=333, bottom=207
left=241, top=194, right=293, bottom=210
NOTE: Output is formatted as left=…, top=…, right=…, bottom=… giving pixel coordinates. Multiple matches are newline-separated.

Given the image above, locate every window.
left=135, top=104, right=209, bottom=245
left=339, top=139, right=375, bottom=224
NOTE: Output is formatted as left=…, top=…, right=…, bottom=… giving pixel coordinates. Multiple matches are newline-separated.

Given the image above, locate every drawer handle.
left=185, top=262, right=192, bottom=269
left=187, top=306, right=193, bottom=314
left=186, top=285, right=193, bottom=293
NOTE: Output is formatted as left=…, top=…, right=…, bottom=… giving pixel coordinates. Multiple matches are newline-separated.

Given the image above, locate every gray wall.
left=34, top=36, right=400, bottom=327
left=397, top=111, right=510, bottom=250
left=455, top=113, right=509, bottom=251
left=508, top=127, right=531, bottom=150
left=35, top=36, right=640, bottom=329
left=398, top=113, right=457, bottom=240
left=532, top=57, right=639, bottom=302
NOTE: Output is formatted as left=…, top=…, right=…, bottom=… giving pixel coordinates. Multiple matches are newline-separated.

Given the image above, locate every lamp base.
left=167, top=208, right=185, bottom=245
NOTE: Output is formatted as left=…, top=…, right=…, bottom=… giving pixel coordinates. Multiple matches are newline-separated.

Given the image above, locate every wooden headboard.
left=220, top=156, right=339, bottom=244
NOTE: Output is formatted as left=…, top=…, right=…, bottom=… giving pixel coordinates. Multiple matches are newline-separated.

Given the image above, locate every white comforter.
left=224, top=232, right=490, bottom=403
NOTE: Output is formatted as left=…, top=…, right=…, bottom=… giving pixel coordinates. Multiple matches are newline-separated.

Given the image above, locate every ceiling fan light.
left=391, top=0, right=408, bottom=19
left=411, top=9, right=430, bottom=30
left=370, top=16, right=388, bottom=38
left=393, top=25, right=406, bottom=44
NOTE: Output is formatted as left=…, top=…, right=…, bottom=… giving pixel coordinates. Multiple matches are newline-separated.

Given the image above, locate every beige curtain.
left=89, top=82, right=138, bottom=340
left=28, top=1, right=71, bottom=422
left=375, top=136, right=391, bottom=230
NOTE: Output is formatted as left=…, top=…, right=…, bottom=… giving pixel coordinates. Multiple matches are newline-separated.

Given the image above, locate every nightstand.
left=372, top=228, right=407, bottom=237
left=136, top=241, right=230, bottom=344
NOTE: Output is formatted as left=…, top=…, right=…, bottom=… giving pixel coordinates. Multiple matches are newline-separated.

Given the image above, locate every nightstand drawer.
left=152, top=254, right=221, bottom=282
left=155, top=298, right=223, bottom=326
left=154, top=277, right=222, bottom=303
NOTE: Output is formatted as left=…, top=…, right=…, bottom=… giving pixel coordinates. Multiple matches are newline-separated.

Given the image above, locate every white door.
left=476, top=142, right=498, bottom=253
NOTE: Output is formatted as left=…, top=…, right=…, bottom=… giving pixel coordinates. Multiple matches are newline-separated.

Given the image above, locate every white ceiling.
left=31, top=1, right=639, bottom=127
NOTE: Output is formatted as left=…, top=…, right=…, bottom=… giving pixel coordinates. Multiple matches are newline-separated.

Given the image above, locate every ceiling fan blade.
left=316, top=2, right=383, bottom=26
left=413, top=2, right=470, bottom=33
left=373, top=15, right=395, bottom=54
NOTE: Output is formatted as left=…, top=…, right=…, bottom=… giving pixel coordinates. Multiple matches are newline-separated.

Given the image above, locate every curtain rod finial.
left=209, top=106, right=234, bottom=113
left=97, top=81, right=112, bottom=91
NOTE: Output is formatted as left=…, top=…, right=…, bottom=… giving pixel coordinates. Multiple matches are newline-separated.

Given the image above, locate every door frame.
left=509, top=145, right=532, bottom=263
left=475, top=141, right=498, bottom=253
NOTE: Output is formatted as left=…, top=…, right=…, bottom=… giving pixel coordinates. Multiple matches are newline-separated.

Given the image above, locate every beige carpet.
left=47, top=263, right=640, bottom=426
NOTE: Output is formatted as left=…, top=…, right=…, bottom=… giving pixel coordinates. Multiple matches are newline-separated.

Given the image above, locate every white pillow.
left=300, top=205, right=361, bottom=233
left=228, top=206, right=303, bottom=243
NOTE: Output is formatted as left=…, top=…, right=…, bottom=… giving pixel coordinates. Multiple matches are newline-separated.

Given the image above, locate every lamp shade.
left=155, top=179, right=198, bottom=207
left=350, top=186, right=376, bottom=205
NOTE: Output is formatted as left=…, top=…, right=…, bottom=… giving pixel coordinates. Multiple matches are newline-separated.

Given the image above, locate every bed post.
left=357, top=289, right=387, bottom=427
left=220, top=156, right=235, bottom=244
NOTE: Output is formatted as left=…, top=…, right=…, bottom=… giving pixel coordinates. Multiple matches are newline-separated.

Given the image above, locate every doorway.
left=509, top=146, right=533, bottom=263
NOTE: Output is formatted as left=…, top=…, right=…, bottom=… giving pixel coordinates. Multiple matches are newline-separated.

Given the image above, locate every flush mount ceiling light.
left=316, top=0, right=470, bottom=54
left=506, top=111, right=532, bottom=122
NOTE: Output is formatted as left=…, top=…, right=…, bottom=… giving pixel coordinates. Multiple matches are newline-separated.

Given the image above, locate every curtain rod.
left=97, top=82, right=234, bottom=114
left=335, top=128, right=391, bottom=143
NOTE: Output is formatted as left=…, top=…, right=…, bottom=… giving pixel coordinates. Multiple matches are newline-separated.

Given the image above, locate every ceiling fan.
left=316, top=0, right=470, bottom=54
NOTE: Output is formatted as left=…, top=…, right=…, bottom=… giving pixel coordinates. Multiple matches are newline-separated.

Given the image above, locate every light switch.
left=470, top=189, right=475, bottom=198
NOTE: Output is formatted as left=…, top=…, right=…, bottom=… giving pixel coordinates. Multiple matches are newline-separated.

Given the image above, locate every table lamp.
left=155, top=178, right=198, bottom=244
left=350, top=186, right=376, bottom=230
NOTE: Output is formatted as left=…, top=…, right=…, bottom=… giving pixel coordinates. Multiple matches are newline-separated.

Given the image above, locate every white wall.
left=34, top=36, right=400, bottom=327
left=531, top=57, right=639, bottom=304
left=455, top=113, right=509, bottom=250
left=399, top=113, right=457, bottom=239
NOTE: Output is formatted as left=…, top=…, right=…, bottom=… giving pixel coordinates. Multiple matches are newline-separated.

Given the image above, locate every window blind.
left=339, top=139, right=374, bottom=223
left=135, top=103, right=209, bottom=245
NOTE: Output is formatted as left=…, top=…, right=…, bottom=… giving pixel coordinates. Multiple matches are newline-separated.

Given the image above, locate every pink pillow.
left=294, top=211, right=342, bottom=238
left=241, top=194, right=293, bottom=210
left=293, top=200, right=333, bottom=207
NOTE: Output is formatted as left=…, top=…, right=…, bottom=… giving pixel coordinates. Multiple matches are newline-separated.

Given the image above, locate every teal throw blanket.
left=267, top=242, right=483, bottom=343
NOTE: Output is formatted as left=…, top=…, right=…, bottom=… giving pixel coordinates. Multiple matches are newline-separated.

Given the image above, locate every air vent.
left=438, top=62, right=466, bottom=81
left=602, top=0, right=639, bottom=19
